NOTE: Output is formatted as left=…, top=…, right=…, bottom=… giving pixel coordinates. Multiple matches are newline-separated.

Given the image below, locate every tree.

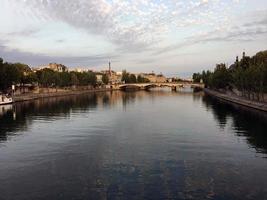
left=102, top=74, right=109, bottom=84
left=70, top=72, right=79, bottom=86
left=77, top=72, right=90, bottom=85
left=13, top=63, right=33, bottom=89
left=4, top=63, right=21, bottom=88
left=195, top=50, right=267, bottom=101
left=25, top=72, right=38, bottom=84
left=129, top=74, right=137, bottom=83
left=211, top=63, right=231, bottom=89
left=0, top=58, right=6, bottom=90
left=192, top=73, right=202, bottom=83
left=88, top=71, right=97, bottom=86
left=201, top=70, right=212, bottom=88
left=39, top=68, right=57, bottom=87
left=58, top=72, right=71, bottom=87
left=137, top=75, right=150, bottom=83
left=122, top=70, right=130, bottom=83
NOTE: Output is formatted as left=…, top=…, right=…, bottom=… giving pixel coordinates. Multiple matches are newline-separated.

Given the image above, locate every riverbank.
left=13, top=88, right=114, bottom=102
left=204, top=88, right=267, bottom=112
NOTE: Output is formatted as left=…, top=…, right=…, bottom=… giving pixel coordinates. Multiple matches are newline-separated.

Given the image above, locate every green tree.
left=122, top=70, right=130, bottom=83
left=70, top=72, right=79, bottom=86
left=39, top=68, right=57, bottom=87
left=192, top=73, right=202, bottom=83
left=129, top=74, right=137, bottom=83
left=211, top=63, right=231, bottom=89
left=25, top=72, right=38, bottom=84
left=196, top=50, right=267, bottom=101
left=4, top=63, right=21, bottom=88
left=102, top=74, right=109, bottom=84
left=137, top=75, right=150, bottom=83
left=58, top=72, right=71, bottom=87
left=13, top=63, right=31, bottom=80
left=88, top=71, right=97, bottom=86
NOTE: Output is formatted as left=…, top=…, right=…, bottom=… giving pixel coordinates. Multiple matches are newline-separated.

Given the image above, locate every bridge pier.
left=171, top=86, right=177, bottom=91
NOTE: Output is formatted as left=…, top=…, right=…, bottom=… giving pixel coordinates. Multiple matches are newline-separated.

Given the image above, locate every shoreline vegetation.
left=0, top=58, right=100, bottom=94
left=193, top=50, right=267, bottom=112
left=0, top=57, right=115, bottom=103
left=0, top=58, right=152, bottom=96
left=0, top=56, right=190, bottom=104
left=0, top=57, right=157, bottom=103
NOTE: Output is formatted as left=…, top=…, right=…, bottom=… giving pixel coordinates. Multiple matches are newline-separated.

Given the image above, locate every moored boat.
left=0, top=93, right=13, bottom=105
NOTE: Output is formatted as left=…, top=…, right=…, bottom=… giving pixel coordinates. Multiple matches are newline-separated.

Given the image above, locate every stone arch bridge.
left=112, top=83, right=204, bottom=91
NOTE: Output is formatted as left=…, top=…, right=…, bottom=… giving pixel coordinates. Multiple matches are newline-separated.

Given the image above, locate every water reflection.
left=0, top=90, right=267, bottom=200
left=1, top=91, right=267, bottom=153
left=202, top=94, right=267, bottom=154
left=0, top=94, right=96, bottom=142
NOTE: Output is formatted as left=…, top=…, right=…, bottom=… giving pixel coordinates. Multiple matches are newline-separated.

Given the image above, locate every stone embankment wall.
left=13, top=86, right=113, bottom=102
left=204, top=89, right=267, bottom=112
left=229, top=88, right=267, bottom=103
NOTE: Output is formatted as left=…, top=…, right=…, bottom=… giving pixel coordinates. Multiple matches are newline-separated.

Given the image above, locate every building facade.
left=140, top=73, right=167, bottom=83
left=33, top=63, right=68, bottom=72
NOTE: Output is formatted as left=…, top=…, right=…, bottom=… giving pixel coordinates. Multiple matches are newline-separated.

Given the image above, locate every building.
left=111, top=73, right=122, bottom=84
left=33, top=63, right=68, bottom=72
left=101, top=62, right=122, bottom=84
left=102, top=70, right=122, bottom=84
left=96, top=73, right=103, bottom=84
left=156, top=74, right=167, bottom=83
left=140, top=73, right=167, bottom=83
left=167, top=78, right=173, bottom=83
left=116, top=71, right=123, bottom=76
left=49, top=63, right=67, bottom=72
left=68, top=67, right=91, bottom=73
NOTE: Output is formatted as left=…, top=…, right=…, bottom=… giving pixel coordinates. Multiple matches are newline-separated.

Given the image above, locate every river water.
left=0, top=89, right=267, bottom=200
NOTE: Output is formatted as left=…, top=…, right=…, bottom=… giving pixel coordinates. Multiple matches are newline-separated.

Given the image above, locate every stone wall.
left=204, top=88, right=267, bottom=112
left=228, top=88, right=267, bottom=103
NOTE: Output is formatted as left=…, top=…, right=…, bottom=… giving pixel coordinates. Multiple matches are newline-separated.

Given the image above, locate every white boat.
left=0, top=94, right=13, bottom=105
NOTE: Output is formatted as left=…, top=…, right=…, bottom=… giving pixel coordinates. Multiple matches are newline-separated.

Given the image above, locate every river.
left=0, top=89, right=267, bottom=200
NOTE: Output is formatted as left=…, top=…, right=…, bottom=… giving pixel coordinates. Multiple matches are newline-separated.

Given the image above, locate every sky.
left=0, top=0, right=267, bottom=77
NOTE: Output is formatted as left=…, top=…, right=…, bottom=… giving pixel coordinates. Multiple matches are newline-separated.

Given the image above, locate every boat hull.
left=0, top=98, right=13, bottom=105
left=0, top=101, right=13, bottom=105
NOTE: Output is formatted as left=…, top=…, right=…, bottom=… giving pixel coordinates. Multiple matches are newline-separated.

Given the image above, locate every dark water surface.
left=0, top=90, right=267, bottom=200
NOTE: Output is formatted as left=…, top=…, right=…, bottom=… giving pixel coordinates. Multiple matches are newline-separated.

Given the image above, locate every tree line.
left=192, top=50, right=267, bottom=101
left=121, top=70, right=150, bottom=83
left=0, top=58, right=99, bottom=92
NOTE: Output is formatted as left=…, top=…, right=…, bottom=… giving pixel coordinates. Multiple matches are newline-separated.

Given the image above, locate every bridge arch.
left=117, top=83, right=204, bottom=91
left=143, top=84, right=158, bottom=90
left=119, top=84, right=141, bottom=91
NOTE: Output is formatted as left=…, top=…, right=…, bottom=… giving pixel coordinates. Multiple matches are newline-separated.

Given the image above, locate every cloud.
left=55, top=39, right=65, bottom=43
left=154, top=12, right=267, bottom=55
left=243, top=17, right=267, bottom=28
left=10, top=0, right=229, bottom=53
left=20, top=0, right=160, bottom=52
left=0, top=43, right=117, bottom=67
left=6, top=29, right=39, bottom=37
left=1, top=0, right=266, bottom=74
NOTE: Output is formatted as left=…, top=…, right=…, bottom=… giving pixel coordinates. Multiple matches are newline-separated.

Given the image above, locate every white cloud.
left=3, top=0, right=233, bottom=52
left=0, top=0, right=266, bottom=74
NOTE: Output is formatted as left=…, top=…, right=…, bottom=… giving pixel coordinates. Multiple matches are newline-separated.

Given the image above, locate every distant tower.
left=236, top=56, right=239, bottom=63
left=109, top=61, right=111, bottom=75
left=243, top=51, right=246, bottom=58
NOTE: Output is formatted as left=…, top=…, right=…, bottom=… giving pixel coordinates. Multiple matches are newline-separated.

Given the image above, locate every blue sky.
left=0, top=0, right=267, bottom=77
